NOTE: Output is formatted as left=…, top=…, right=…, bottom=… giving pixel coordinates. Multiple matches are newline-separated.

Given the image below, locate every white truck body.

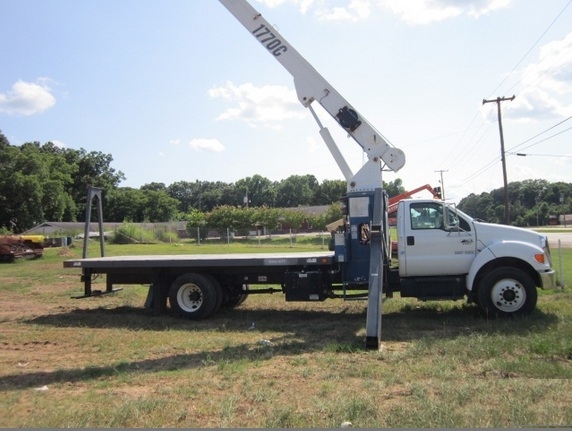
left=396, top=199, right=554, bottom=314
left=397, top=199, right=553, bottom=280
left=64, top=0, right=556, bottom=350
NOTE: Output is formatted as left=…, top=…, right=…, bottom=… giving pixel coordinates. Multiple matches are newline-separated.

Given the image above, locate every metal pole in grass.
left=558, top=239, right=564, bottom=287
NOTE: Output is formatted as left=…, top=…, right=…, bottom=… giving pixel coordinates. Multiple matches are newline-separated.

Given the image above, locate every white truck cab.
left=396, top=199, right=555, bottom=316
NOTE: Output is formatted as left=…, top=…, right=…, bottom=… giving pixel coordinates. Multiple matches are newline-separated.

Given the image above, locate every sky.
left=1, top=0, right=571, bottom=203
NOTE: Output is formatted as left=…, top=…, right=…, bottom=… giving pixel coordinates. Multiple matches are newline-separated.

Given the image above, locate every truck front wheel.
left=477, top=267, right=537, bottom=317
left=169, top=273, right=219, bottom=320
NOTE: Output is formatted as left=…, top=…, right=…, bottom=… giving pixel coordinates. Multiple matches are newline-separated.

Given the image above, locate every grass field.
left=0, top=237, right=571, bottom=427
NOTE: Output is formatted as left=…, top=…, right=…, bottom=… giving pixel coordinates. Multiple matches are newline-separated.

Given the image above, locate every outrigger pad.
left=71, top=288, right=123, bottom=299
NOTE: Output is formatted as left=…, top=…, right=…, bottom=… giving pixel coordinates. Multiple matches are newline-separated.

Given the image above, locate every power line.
left=456, top=156, right=501, bottom=187
left=486, top=0, right=572, bottom=99
left=517, top=125, right=572, bottom=153
left=449, top=2, right=572, bottom=188
left=514, top=152, right=571, bottom=158
left=507, top=114, right=572, bottom=153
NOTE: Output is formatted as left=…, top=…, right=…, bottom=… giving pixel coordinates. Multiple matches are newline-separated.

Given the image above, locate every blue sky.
left=1, top=0, right=571, bottom=203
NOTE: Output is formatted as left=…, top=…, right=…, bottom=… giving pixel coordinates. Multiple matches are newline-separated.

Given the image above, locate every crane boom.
left=219, top=0, right=405, bottom=191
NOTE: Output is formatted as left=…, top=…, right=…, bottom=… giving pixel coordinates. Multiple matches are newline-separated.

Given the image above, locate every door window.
left=410, top=202, right=471, bottom=231
left=410, top=203, right=443, bottom=230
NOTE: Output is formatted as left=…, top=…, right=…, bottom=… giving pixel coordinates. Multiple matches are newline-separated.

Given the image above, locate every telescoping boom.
left=219, top=0, right=405, bottom=192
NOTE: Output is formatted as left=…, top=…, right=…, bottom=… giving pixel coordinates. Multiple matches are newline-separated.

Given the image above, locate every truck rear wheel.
left=224, top=292, right=248, bottom=308
left=477, top=267, right=537, bottom=317
left=169, top=273, right=219, bottom=320
left=222, top=284, right=248, bottom=309
left=205, top=274, right=224, bottom=315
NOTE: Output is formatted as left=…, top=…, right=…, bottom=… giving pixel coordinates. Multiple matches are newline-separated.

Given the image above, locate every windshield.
left=449, top=205, right=473, bottom=222
left=445, top=203, right=472, bottom=231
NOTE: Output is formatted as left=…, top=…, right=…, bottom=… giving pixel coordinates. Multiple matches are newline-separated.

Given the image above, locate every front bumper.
left=540, top=269, right=556, bottom=290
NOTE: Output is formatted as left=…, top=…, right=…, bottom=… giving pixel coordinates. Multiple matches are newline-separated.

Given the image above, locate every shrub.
left=112, top=223, right=156, bottom=244
left=155, top=228, right=179, bottom=243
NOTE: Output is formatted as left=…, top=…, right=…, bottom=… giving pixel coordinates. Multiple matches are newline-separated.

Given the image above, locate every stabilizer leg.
left=365, top=188, right=384, bottom=350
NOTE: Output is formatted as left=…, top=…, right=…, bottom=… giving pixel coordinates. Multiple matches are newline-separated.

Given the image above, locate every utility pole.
left=482, top=95, right=515, bottom=225
left=434, top=170, right=448, bottom=200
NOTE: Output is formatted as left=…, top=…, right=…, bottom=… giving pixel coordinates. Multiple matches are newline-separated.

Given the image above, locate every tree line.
left=2, top=133, right=570, bottom=233
left=0, top=134, right=406, bottom=232
left=458, top=179, right=572, bottom=226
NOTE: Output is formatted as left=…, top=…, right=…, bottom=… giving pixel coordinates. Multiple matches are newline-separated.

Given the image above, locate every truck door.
left=398, top=202, right=475, bottom=276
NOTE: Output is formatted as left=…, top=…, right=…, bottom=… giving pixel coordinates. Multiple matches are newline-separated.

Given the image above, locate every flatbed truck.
left=64, top=0, right=555, bottom=349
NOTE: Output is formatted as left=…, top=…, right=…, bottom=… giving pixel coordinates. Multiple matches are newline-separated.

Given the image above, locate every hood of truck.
left=472, top=222, right=547, bottom=249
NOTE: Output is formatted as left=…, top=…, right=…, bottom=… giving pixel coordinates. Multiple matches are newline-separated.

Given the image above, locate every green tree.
left=313, top=179, right=346, bottom=205
left=168, top=181, right=196, bottom=213
left=235, top=175, right=276, bottom=207
left=206, top=205, right=240, bottom=232
left=104, top=188, right=146, bottom=222
left=142, top=189, right=180, bottom=222
left=383, top=178, right=406, bottom=198
left=186, top=208, right=207, bottom=240
left=201, top=181, right=236, bottom=210
left=252, top=206, right=280, bottom=234
left=275, top=174, right=318, bottom=207
left=0, top=140, right=76, bottom=231
left=63, top=148, right=125, bottom=220
left=140, top=182, right=167, bottom=192
left=538, top=202, right=550, bottom=226
left=4, top=172, right=44, bottom=231
left=281, top=209, right=306, bottom=231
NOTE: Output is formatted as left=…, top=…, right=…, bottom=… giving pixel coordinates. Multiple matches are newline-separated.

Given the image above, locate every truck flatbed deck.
left=65, top=251, right=342, bottom=317
left=64, top=251, right=335, bottom=270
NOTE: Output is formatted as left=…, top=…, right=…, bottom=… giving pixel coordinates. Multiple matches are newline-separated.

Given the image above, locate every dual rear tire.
left=168, top=273, right=247, bottom=320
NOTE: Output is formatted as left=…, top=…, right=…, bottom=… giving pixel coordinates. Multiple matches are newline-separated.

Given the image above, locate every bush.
left=112, top=223, right=156, bottom=244
left=155, top=228, right=179, bottom=243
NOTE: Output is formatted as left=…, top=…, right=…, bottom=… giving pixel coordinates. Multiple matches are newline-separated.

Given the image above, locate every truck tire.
left=169, top=273, right=219, bottom=320
left=224, top=292, right=248, bottom=309
left=477, top=267, right=537, bottom=317
left=205, top=274, right=224, bottom=315
left=222, top=284, right=248, bottom=309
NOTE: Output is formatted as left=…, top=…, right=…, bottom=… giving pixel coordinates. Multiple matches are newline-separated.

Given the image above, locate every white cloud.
left=255, top=0, right=510, bottom=24
left=169, top=138, right=181, bottom=145
left=52, top=140, right=66, bottom=148
left=466, top=0, right=511, bottom=18
left=317, top=0, right=372, bottom=22
left=208, top=81, right=305, bottom=128
left=506, top=88, right=567, bottom=122
left=0, top=78, right=56, bottom=116
left=522, top=32, right=572, bottom=94
left=381, top=0, right=510, bottom=25
left=504, top=31, right=572, bottom=122
left=189, top=138, right=225, bottom=153
left=257, top=0, right=315, bottom=14
left=258, top=0, right=370, bottom=21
